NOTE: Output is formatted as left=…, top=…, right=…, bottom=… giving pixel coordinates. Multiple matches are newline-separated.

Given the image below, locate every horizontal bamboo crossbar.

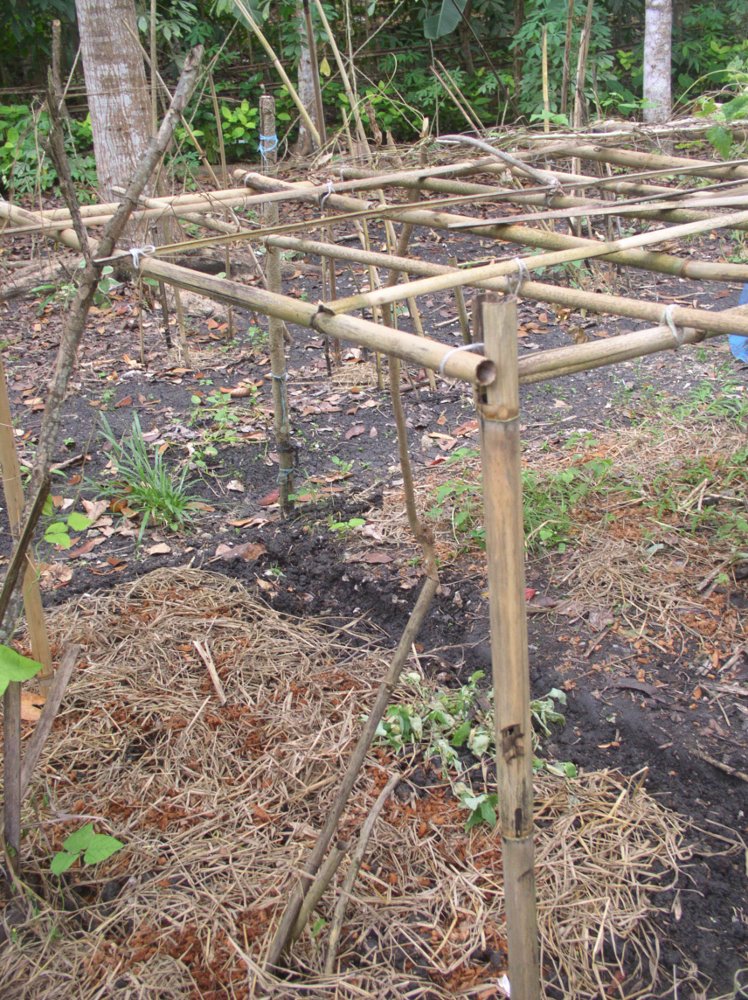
left=531, top=143, right=748, bottom=182
left=320, top=206, right=748, bottom=334
left=139, top=258, right=495, bottom=385
left=267, top=234, right=748, bottom=339
left=143, top=244, right=740, bottom=390
left=241, top=173, right=748, bottom=284
left=3, top=159, right=517, bottom=235
left=340, top=165, right=748, bottom=235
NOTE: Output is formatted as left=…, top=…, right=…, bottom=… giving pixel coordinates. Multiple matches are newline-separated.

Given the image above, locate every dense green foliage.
left=2, top=0, right=748, bottom=196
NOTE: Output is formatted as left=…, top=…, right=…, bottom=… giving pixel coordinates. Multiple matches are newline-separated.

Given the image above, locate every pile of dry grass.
left=0, top=569, right=700, bottom=998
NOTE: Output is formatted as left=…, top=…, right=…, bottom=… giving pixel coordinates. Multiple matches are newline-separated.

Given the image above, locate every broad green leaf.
left=722, top=94, right=748, bottom=121
left=451, top=719, right=472, bottom=747
left=44, top=521, right=67, bottom=535
left=66, top=512, right=91, bottom=532
left=480, top=799, right=497, bottom=826
left=83, top=834, right=124, bottom=865
left=50, top=850, right=78, bottom=875
left=0, top=644, right=43, bottom=695
left=62, top=822, right=95, bottom=853
left=423, top=0, right=468, bottom=40
left=706, top=125, right=732, bottom=160
left=45, top=529, right=72, bottom=549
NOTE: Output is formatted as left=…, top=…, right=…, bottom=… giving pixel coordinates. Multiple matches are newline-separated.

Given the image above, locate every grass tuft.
left=97, top=414, right=199, bottom=541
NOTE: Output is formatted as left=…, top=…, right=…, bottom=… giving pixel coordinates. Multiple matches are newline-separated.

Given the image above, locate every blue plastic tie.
left=730, top=284, right=748, bottom=362
left=258, top=133, right=278, bottom=159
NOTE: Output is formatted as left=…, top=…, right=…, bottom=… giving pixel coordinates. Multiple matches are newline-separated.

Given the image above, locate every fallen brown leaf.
left=21, top=690, right=45, bottom=722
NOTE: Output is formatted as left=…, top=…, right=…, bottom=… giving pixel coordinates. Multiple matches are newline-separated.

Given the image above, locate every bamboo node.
left=501, top=723, right=524, bottom=761
left=479, top=402, right=518, bottom=422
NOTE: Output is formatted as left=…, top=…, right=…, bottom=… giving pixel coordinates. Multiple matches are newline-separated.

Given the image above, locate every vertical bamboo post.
left=208, top=71, right=236, bottom=342
left=260, top=95, right=294, bottom=515
left=476, top=293, right=540, bottom=1000
left=0, top=356, right=52, bottom=684
left=449, top=255, right=472, bottom=346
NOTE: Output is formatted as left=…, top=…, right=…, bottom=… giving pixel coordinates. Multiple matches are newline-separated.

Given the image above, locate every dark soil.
left=1, top=191, right=747, bottom=997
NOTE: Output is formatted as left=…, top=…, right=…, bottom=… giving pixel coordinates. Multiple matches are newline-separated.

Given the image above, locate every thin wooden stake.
left=324, top=772, right=401, bottom=973
left=541, top=26, right=550, bottom=133
left=264, top=573, right=438, bottom=970
left=0, top=357, right=52, bottom=684
left=477, top=293, right=540, bottom=1000
left=260, top=94, right=294, bottom=515
left=20, top=644, right=79, bottom=797
left=3, top=683, right=21, bottom=872
left=1, top=475, right=51, bottom=873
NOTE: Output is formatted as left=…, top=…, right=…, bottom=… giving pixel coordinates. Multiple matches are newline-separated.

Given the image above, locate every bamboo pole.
left=541, top=26, right=550, bottom=134
left=237, top=171, right=748, bottom=283
left=229, top=0, right=321, bottom=147
left=322, top=204, right=748, bottom=321
left=0, top=357, right=52, bottom=684
left=139, top=258, right=495, bottom=386
left=515, top=319, right=714, bottom=382
left=449, top=257, right=472, bottom=344
left=311, top=0, right=369, bottom=159
left=265, top=573, right=439, bottom=970
left=560, top=0, right=574, bottom=117
left=265, top=233, right=748, bottom=342
left=535, top=143, right=748, bottom=181
left=302, top=0, right=327, bottom=148
left=477, top=293, right=540, bottom=1000
left=260, top=95, right=294, bottom=515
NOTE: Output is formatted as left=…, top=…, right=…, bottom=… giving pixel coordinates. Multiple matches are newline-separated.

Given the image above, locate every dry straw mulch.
left=1, top=569, right=699, bottom=998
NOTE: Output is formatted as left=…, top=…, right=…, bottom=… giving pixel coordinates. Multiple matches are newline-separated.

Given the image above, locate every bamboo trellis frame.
left=4, top=133, right=748, bottom=999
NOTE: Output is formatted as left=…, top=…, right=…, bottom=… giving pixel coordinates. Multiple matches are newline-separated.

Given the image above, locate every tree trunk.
left=512, top=0, right=525, bottom=113
left=296, top=2, right=316, bottom=155
left=74, top=0, right=153, bottom=201
left=643, top=0, right=672, bottom=123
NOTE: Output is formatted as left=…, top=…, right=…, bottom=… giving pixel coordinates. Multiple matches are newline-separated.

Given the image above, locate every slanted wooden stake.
left=476, top=293, right=540, bottom=1000
left=260, top=95, right=294, bottom=514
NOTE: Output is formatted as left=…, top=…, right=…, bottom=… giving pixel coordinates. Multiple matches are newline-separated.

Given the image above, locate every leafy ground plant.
left=188, top=389, right=249, bottom=470
left=0, top=644, right=42, bottom=696
left=428, top=447, right=615, bottom=554
left=51, top=823, right=124, bottom=876
left=42, top=498, right=91, bottom=550
left=374, top=670, right=576, bottom=829
left=97, top=413, right=198, bottom=541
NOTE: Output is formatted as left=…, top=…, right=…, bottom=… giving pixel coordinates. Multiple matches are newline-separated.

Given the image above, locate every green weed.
left=427, top=447, right=614, bottom=554
left=373, top=671, right=575, bottom=830
left=189, top=389, right=250, bottom=470
left=51, top=823, right=124, bottom=876
left=96, top=413, right=199, bottom=541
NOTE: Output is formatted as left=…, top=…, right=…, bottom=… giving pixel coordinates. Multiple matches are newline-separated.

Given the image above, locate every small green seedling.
left=51, top=822, right=124, bottom=876
left=0, top=644, right=42, bottom=696
left=328, top=515, right=366, bottom=534
left=42, top=498, right=91, bottom=550
left=454, top=784, right=498, bottom=831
